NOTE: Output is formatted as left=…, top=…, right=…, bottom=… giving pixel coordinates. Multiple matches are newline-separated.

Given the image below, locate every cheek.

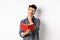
left=28, top=10, right=31, bottom=13
left=33, top=11, right=35, bottom=14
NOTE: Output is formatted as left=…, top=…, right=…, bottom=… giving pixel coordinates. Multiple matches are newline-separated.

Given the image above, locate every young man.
left=19, top=4, right=40, bottom=40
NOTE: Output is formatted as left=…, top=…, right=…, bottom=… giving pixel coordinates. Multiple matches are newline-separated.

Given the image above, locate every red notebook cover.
left=21, top=23, right=35, bottom=32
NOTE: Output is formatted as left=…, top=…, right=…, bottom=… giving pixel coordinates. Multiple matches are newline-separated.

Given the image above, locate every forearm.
left=28, top=16, right=34, bottom=24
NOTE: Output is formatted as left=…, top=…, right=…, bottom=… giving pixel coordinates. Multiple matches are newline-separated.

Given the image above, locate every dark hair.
left=29, top=4, right=37, bottom=10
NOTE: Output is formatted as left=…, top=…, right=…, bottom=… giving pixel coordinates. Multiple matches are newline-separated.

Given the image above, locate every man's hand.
left=21, top=29, right=30, bottom=37
left=28, top=15, right=34, bottom=24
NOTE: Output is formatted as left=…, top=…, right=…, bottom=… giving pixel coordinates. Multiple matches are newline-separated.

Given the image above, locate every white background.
left=0, top=0, right=60, bottom=40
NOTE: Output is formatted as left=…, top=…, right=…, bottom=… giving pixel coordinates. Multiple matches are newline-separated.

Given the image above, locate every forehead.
left=28, top=7, right=35, bottom=10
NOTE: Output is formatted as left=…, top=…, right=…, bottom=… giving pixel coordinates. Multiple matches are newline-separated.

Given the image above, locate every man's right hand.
left=28, top=16, right=34, bottom=24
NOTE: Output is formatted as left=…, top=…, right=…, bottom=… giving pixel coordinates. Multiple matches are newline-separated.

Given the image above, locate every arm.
left=19, top=20, right=26, bottom=38
left=36, top=19, right=40, bottom=32
left=19, top=20, right=31, bottom=38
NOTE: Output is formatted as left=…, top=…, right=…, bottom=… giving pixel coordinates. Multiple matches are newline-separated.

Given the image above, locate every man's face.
left=28, top=7, right=36, bottom=16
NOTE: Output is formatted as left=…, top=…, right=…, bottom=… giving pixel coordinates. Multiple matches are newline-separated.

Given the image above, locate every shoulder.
left=20, top=19, right=25, bottom=24
left=35, top=17, right=40, bottom=22
left=20, top=18, right=27, bottom=24
left=34, top=17, right=40, bottom=26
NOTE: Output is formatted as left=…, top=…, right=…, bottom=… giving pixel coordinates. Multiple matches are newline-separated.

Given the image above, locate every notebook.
left=21, top=23, right=35, bottom=32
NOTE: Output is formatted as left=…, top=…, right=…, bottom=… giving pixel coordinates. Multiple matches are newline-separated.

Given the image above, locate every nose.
left=30, top=10, right=33, bottom=13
